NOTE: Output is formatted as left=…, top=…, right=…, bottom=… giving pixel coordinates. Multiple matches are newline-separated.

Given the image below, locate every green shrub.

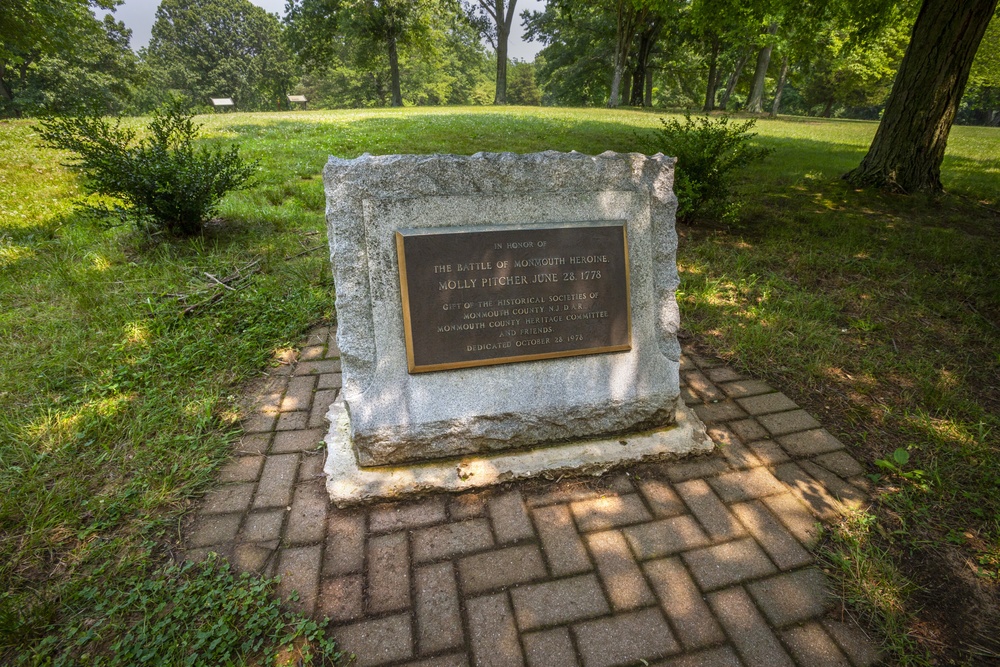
left=38, top=102, right=256, bottom=237
left=651, top=113, right=772, bottom=223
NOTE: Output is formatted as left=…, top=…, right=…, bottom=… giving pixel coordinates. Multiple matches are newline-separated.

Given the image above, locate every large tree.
left=523, top=3, right=617, bottom=106
left=524, top=0, right=701, bottom=108
left=540, top=0, right=668, bottom=108
left=717, top=47, right=751, bottom=109
left=628, top=17, right=664, bottom=107
left=16, top=15, right=143, bottom=115
left=606, top=0, right=663, bottom=107
left=845, top=0, right=998, bottom=191
left=688, top=0, right=758, bottom=111
left=286, top=0, right=485, bottom=107
left=342, top=0, right=437, bottom=107
left=744, top=21, right=777, bottom=112
left=283, top=0, right=342, bottom=71
left=466, top=0, right=518, bottom=104
left=146, top=0, right=294, bottom=110
left=0, top=0, right=121, bottom=115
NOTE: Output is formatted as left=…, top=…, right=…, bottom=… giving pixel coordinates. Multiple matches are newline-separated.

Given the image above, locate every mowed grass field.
left=1, top=107, right=998, bottom=664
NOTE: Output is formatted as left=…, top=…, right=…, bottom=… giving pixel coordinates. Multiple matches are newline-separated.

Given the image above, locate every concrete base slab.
left=323, top=397, right=712, bottom=507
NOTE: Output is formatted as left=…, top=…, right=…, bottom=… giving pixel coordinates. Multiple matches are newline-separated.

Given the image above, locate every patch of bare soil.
left=904, top=543, right=1000, bottom=665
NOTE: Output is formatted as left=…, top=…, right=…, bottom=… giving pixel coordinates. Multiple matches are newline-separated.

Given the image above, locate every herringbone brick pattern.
left=186, top=325, right=881, bottom=667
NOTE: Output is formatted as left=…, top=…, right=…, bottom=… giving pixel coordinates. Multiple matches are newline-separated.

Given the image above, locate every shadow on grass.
left=224, top=112, right=998, bottom=205
left=678, top=171, right=1000, bottom=662
left=225, top=114, right=654, bottom=160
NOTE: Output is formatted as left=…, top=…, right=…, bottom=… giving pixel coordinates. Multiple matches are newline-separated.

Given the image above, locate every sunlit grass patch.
left=0, top=112, right=336, bottom=661
left=821, top=511, right=931, bottom=666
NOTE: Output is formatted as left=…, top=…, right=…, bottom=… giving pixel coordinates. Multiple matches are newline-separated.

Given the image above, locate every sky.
left=112, top=0, right=545, bottom=61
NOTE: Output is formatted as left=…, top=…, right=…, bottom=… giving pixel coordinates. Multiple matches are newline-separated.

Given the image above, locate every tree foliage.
left=796, top=21, right=908, bottom=117
left=285, top=0, right=491, bottom=107
left=960, top=11, right=1000, bottom=125
left=523, top=3, right=616, bottom=106
left=506, top=59, right=542, bottom=104
left=145, top=0, right=294, bottom=111
left=0, top=0, right=143, bottom=117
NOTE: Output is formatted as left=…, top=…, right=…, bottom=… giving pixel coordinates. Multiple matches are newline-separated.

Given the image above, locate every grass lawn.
left=1, top=106, right=998, bottom=664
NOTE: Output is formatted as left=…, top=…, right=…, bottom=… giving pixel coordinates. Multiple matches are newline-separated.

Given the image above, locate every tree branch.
left=476, top=0, right=498, bottom=23
left=502, top=0, right=517, bottom=31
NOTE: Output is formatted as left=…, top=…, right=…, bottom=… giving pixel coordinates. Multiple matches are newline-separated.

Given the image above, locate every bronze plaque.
left=396, top=222, right=632, bottom=373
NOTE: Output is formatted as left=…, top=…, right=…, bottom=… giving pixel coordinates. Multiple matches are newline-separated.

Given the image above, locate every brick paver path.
left=186, top=325, right=882, bottom=667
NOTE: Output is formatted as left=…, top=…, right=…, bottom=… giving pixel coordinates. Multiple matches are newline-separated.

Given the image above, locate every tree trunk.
left=495, top=33, right=508, bottom=104
left=719, top=49, right=750, bottom=110
left=629, top=66, right=644, bottom=106
left=0, top=75, right=13, bottom=104
left=489, top=0, right=517, bottom=105
left=0, top=60, right=12, bottom=107
left=769, top=55, right=788, bottom=118
left=388, top=35, right=402, bottom=107
left=609, top=61, right=625, bottom=108
left=746, top=23, right=777, bottom=113
left=608, top=1, right=645, bottom=108
left=703, top=36, right=720, bottom=112
left=622, top=69, right=633, bottom=106
left=644, top=68, right=653, bottom=107
left=822, top=99, right=834, bottom=117
left=373, top=73, right=387, bottom=107
left=629, top=23, right=661, bottom=106
left=845, top=0, right=997, bottom=192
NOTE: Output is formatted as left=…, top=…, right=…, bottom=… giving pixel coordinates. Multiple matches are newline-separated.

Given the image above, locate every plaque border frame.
left=395, top=221, right=633, bottom=373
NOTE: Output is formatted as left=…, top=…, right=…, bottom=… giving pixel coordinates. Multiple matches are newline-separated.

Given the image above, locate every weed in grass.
left=821, top=512, right=932, bottom=666
left=873, top=448, right=929, bottom=488
left=24, top=553, right=342, bottom=666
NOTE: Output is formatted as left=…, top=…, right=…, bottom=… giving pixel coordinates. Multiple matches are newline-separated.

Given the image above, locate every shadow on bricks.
left=184, top=325, right=882, bottom=667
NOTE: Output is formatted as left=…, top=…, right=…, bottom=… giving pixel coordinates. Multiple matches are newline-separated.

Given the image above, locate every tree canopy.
left=284, top=0, right=491, bottom=107
left=2, top=0, right=998, bottom=150
left=0, top=0, right=141, bottom=116
left=145, top=0, right=294, bottom=111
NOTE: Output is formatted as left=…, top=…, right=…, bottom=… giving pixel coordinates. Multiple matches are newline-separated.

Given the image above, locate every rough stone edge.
left=323, top=395, right=711, bottom=507
left=352, top=397, right=680, bottom=466
left=324, top=150, right=679, bottom=403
